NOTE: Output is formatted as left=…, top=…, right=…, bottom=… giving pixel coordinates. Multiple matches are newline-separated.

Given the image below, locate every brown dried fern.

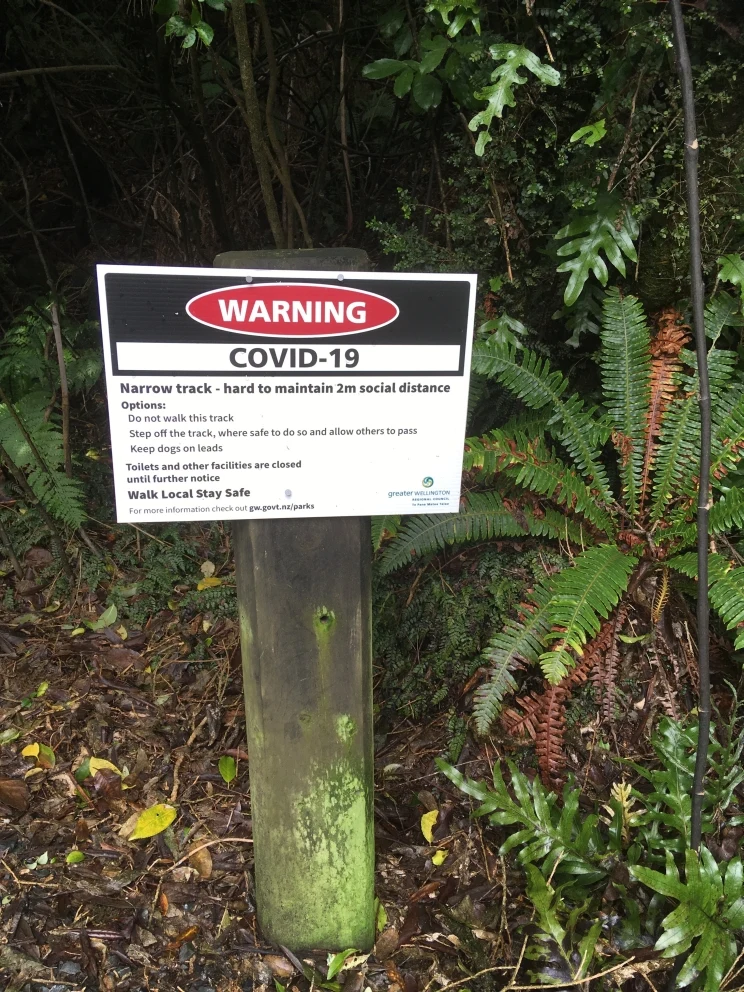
left=592, top=606, right=629, bottom=724
left=639, top=309, right=690, bottom=513
left=504, top=616, right=621, bottom=789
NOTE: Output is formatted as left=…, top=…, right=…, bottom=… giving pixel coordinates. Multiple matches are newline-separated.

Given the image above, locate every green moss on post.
left=218, top=249, right=375, bottom=951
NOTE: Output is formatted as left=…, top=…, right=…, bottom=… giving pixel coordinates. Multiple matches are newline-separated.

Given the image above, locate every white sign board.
left=97, top=265, right=476, bottom=522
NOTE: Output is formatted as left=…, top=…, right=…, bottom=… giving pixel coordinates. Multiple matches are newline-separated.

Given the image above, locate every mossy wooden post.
left=214, top=249, right=375, bottom=951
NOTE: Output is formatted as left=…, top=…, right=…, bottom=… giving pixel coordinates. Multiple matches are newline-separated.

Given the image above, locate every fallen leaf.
left=218, top=755, right=237, bottom=784
left=66, top=850, right=85, bottom=864
left=327, top=949, right=357, bottom=980
left=21, top=742, right=55, bottom=769
left=158, top=890, right=169, bottom=915
left=374, top=928, right=400, bottom=960
left=89, top=757, right=123, bottom=777
left=432, top=850, right=448, bottom=866
left=420, top=810, right=438, bottom=843
left=0, top=777, right=30, bottom=811
left=200, top=560, right=216, bottom=577
left=188, top=843, right=213, bottom=879
left=0, top=728, right=21, bottom=745
left=93, top=767, right=123, bottom=800
left=128, top=803, right=178, bottom=840
left=165, top=925, right=198, bottom=951
left=264, top=956, right=295, bottom=980
left=197, top=576, right=222, bottom=591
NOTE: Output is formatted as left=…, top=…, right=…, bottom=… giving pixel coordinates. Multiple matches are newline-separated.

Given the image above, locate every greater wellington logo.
left=186, top=282, right=399, bottom=338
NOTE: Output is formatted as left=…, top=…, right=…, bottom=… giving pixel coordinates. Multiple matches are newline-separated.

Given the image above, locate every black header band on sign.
left=104, top=272, right=471, bottom=377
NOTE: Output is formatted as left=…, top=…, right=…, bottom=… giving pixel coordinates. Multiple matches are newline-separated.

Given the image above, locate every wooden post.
left=214, top=249, right=375, bottom=952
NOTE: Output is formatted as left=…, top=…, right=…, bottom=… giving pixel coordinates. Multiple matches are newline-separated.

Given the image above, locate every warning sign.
left=97, top=265, right=476, bottom=522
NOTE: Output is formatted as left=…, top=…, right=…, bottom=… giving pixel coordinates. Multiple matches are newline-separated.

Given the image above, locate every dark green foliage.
left=373, top=548, right=559, bottom=722
left=439, top=707, right=744, bottom=989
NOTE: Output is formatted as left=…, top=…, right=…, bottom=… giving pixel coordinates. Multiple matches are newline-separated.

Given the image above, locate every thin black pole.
left=669, top=0, right=710, bottom=853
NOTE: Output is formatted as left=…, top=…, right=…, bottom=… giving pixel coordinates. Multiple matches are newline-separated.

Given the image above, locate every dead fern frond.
left=651, top=567, right=670, bottom=625
left=639, top=309, right=690, bottom=513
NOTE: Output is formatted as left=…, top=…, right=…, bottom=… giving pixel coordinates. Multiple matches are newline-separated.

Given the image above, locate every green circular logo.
left=422, top=477, right=434, bottom=488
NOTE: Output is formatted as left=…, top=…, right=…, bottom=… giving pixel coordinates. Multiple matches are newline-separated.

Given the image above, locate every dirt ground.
left=0, top=584, right=519, bottom=992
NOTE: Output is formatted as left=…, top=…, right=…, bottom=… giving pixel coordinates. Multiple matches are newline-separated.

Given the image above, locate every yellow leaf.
left=89, top=757, right=123, bottom=777
left=22, top=743, right=40, bottom=759
left=128, top=803, right=177, bottom=841
left=421, top=809, right=438, bottom=843
left=432, top=850, right=448, bottom=866
left=197, top=576, right=221, bottom=591
left=116, top=625, right=128, bottom=640
left=71, top=627, right=86, bottom=637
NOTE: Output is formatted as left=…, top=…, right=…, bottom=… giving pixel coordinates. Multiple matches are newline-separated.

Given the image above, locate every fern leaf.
left=669, top=553, right=744, bottom=650
left=472, top=339, right=613, bottom=500
left=650, top=347, right=739, bottom=522
left=554, top=194, right=639, bottom=306
left=539, top=545, right=636, bottom=683
left=465, top=428, right=614, bottom=535
left=639, top=309, right=690, bottom=514
left=710, top=488, right=744, bottom=534
left=709, top=393, right=744, bottom=487
left=0, top=391, right=85, bottom=529
left=474, top=585, right=554, bottom=734
left=379, top=492, right=528, bottom=574
left=705, top=292, right=744, bottom=346
left=371, top=515, right=401, bottom=552
left=599, top=288, right=651, bottom=520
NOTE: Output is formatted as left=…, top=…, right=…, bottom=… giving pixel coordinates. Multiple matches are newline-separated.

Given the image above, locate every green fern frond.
left=539, top=544, right=636, bottom=683
left=379, top=492, right=528, bottom=574
left=473, top=584, right=554, bottom=734
left=705, top=292, right=744, bottom=346
left=709, top=393, right=744, bottom=486
left=472, top=339, right=613, bottom=500
left=668, top=552, right=744, bottom=649
left=485, top=431, right=613, bottom=535
left=0, top=390, right=85, bottom=529
left=663, top=488, right=744, bottom=548
left=379, top=492, right=590, bottom=575
left=599, top=288, right=651, bottom=520
left=372, top=515, right=401, bottom=552
left=651, top=348, right=740, bottom=521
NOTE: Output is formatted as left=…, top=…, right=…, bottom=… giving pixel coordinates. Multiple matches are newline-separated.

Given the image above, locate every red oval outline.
left=185, top=281, right=400, bottom=338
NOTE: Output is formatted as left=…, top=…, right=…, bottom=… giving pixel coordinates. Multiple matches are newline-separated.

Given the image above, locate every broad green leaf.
left=66, top=850, right=85, bottom=864
left=219, top=755, right=237, bottom=784
left=570, top=119, right=606, bottom=147
left=719, top=253, right=744, bottom=303
left=363, top=59, right=407, bottom=80
left=412, top=73, right=442, bottom=110
left=420, top=42, right=448, bottom=74
left=393, top=69, right=414, bottom=98
left=165, top=14, right=191, bottom=37
left=375, top=898, right=387, bottom=932
left=326, top=949, right=356, bottom=980
left=555, top=194, right=639, bottom=306
left=182, top=27, right=197, bottom=49
left=195, top=22, right=215, bottom=46
left=468, top=45, right=560, bottom=155
left=128, top=803, right=177, bottom=840
left=99, top=603, right=118, bottom=627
